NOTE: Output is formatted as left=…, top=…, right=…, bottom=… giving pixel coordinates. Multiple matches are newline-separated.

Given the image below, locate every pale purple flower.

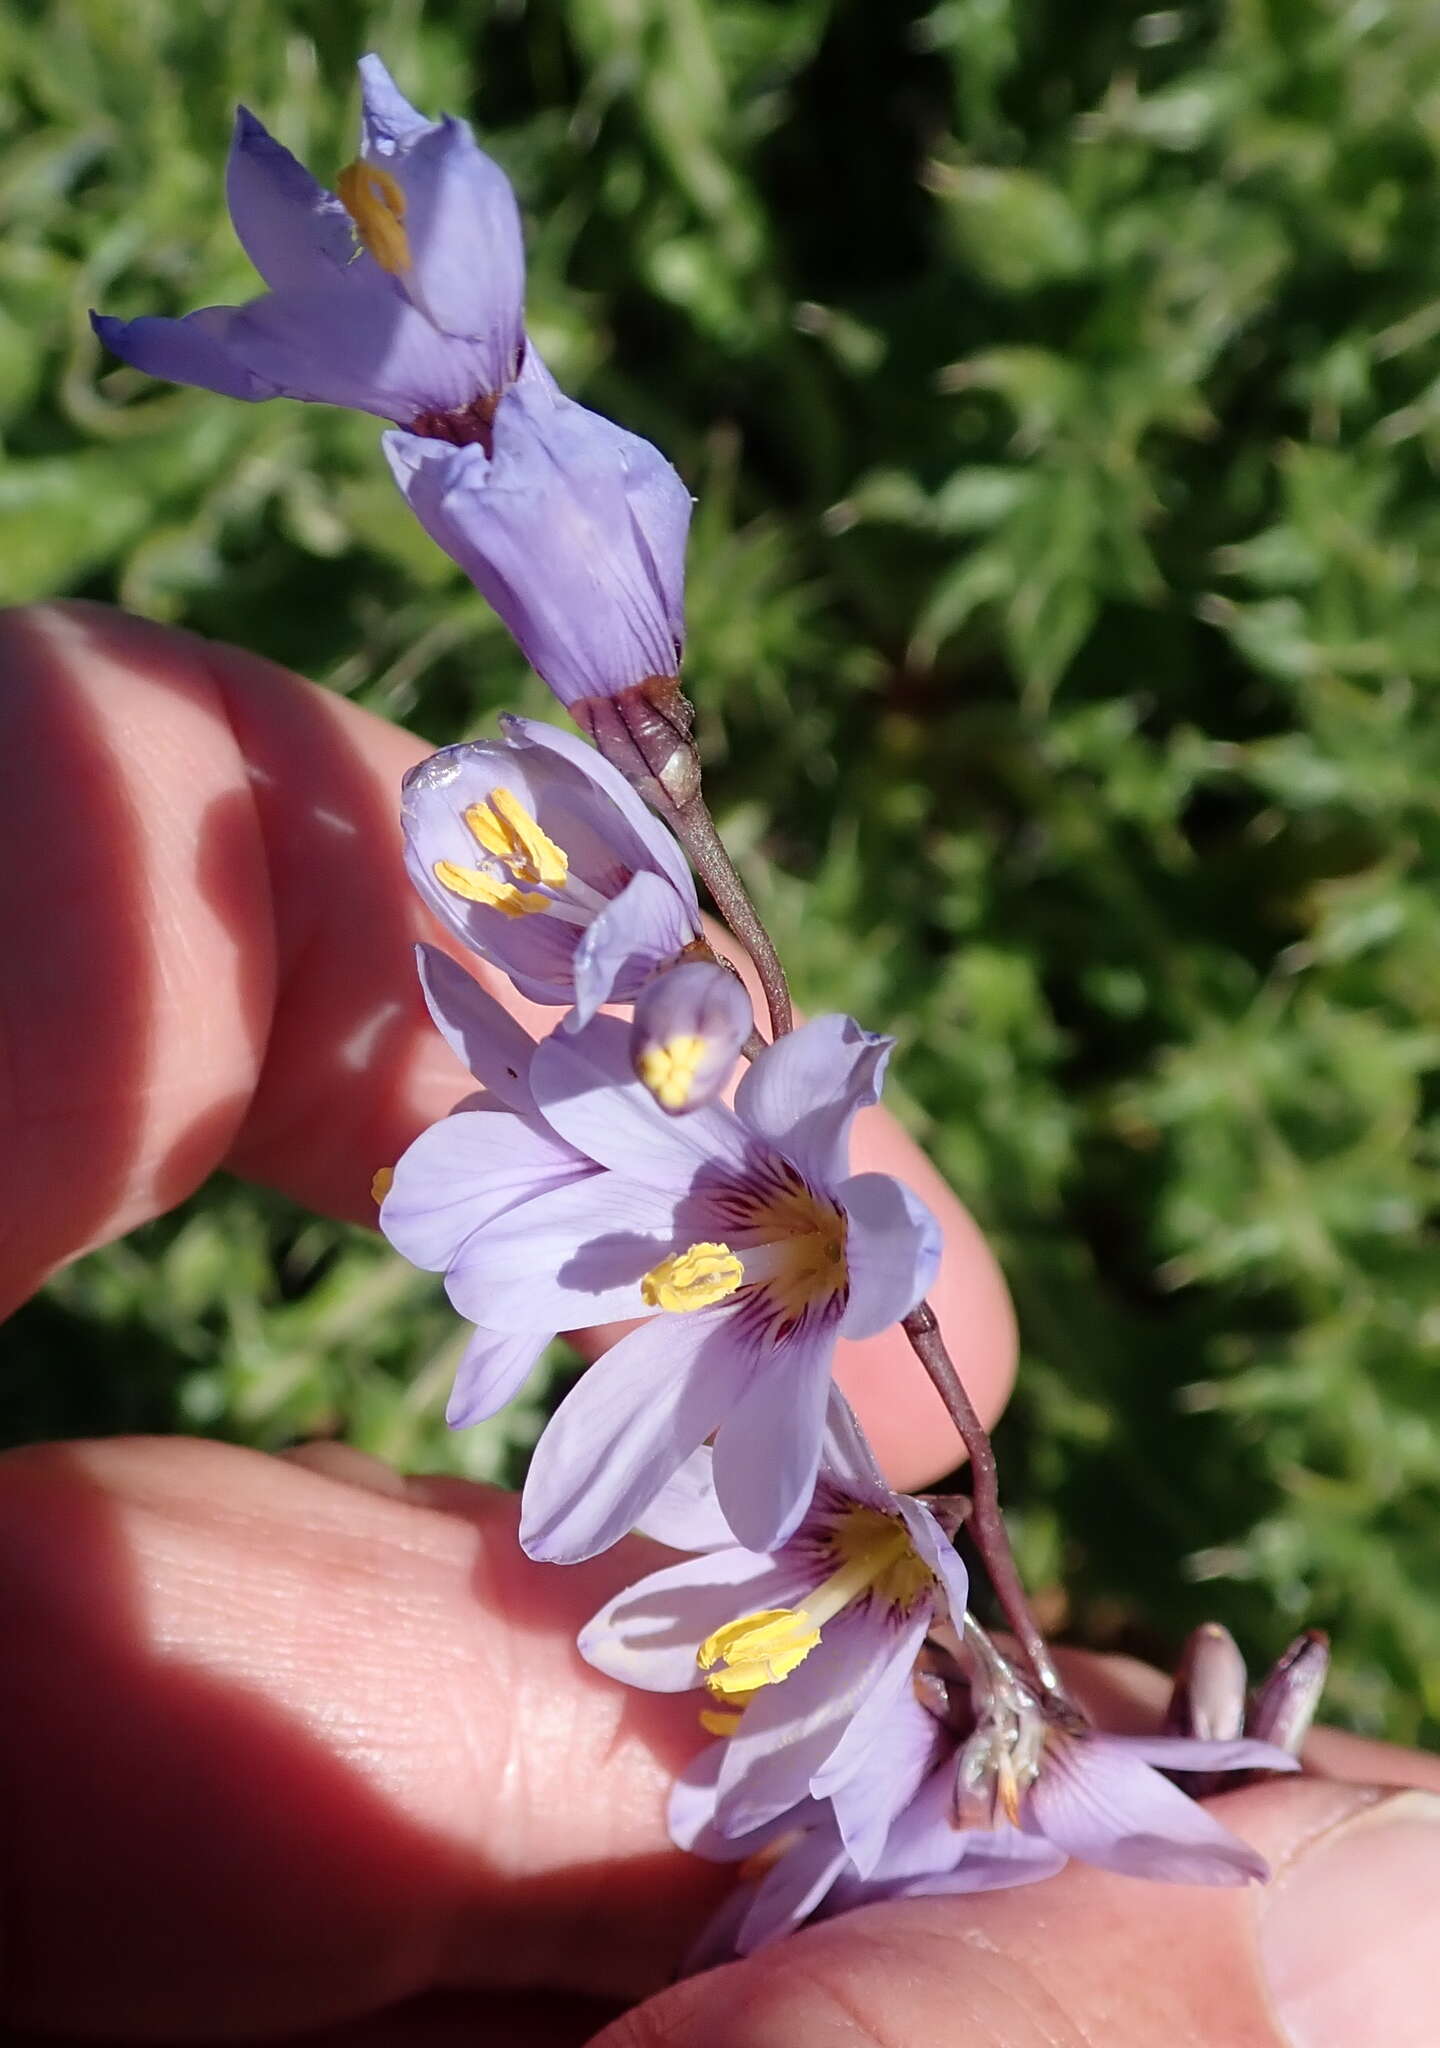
left=670, top=1691, right=1060, bottom=1966
left=948, top=1621, right=1298, bottom=1885
left=668, top=1752, right=845, bottom=1966
left=93, top=56, right=531, bottom=440
left=384, top=378, right=692, bottom=717
left=401, top=717, right=701, bottom=1022
left=580, top=1395, right=967, bottom=1842
left=630, top=960, right=752, bottom=1114
left=431, top=1009, right=938, bottom=1561
left=376, top=944, right=595, bottom=1425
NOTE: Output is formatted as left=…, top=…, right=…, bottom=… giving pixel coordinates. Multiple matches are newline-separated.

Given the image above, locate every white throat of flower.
left=433, top=787, right=610, bottom=923
left=695, top=1505, right=934, bottom=1737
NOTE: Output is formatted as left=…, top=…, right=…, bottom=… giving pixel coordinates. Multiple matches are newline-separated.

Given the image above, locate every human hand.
left=2, top=602, right=1437, bottom=2047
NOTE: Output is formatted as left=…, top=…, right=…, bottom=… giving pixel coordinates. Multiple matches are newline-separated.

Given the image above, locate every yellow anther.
left=699, top=1705, right=746, bottom=1738
left=465, top=788, right=569, bottom=889
left=336, top=160, right=411, bottom=274
left=370, top=1165, right=394, bottom=1205
left=433, top=860, right=550, bottom=918
left=640, top=1241, right=744, bottom=1312
left=698, top=1610, right=821, bottom=1698
left=637, top=1033, right=708, bottom=1111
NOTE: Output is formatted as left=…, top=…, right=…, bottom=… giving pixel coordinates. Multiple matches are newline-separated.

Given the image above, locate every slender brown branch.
left=902, top=1299, right=1068, bottom=1705
left=670, top=795, right=794, bottom=1041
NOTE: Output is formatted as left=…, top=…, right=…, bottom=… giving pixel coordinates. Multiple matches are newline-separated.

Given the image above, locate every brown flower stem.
left=902, top=1299, right=1068, bottom=1705
left=669, top=794, right=794, bottom=1042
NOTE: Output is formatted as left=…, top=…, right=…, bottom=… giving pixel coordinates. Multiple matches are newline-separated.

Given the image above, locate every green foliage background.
left=3, top=0, right=1439, bottom=1746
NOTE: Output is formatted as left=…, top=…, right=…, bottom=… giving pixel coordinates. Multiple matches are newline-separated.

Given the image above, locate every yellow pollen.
left=432, top=861, right=550, bottom=918
left=699, top=1705, right=746, bottom=1737
left=370, top=1165, right=394, bottom=1205
left=636, top=1034, right=708, bottom=1110
left=697, top=1610, right=822, bottom=1699
left=337, top=160, right=411, bottom=273
left=640, top=1241, right=744, bottom=1311
left=465, top=788, right=569, bottom=888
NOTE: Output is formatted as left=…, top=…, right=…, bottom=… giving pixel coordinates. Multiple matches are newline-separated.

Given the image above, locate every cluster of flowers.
left=97, top=58, right=1325, bottom=1965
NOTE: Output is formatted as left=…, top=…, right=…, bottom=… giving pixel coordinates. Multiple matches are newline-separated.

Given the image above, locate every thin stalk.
left=902, top=1299, right=1067, bottom=1705
left=670, top=795, right=794, bottom=1041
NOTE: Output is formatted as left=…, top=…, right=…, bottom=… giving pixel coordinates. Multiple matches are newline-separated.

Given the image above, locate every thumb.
left=595, top=1777, right=1440, bottom=2048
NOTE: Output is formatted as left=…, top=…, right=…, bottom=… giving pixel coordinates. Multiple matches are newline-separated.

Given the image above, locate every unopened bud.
left=1246, top=1630, right=1330, bottom=1756
left=631, top=960, right=753, bottom=1114
left=1166, top=1622, right=1248, bottom=1742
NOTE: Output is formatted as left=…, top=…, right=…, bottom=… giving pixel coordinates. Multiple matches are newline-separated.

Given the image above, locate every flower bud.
left=630, top=960, right=753, bottom=1114
left=1246, top=1630, right=1330, bottom=1755
left=1165, top=1622, right=1248, bottom=1742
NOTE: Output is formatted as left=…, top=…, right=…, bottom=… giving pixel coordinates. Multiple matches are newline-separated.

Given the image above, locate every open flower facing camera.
left=94, top=51, right=1331, bottom=1967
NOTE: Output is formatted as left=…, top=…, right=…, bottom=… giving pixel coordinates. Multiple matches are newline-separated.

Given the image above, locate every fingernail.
left=1261, top=1790, right=1440, bottom=2047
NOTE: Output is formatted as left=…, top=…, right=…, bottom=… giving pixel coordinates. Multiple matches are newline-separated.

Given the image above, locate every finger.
left=599, top=1777, right=1440, bottom=2048
left=0, top=1991, right=620, bottom=2048
left=0, top=600, right=1012, bottom=1479
left=0, top=1435, right=719, bottom=2038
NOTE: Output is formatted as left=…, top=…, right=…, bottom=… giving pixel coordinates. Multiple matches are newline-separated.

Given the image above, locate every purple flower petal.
left=896, top=1494, right=969, bottom=1627
left=520, top=1305, right=747, bottom=1562
left=570, top=869, right=697, bottom=1027
left=818, top=1387, right=889, bottom=1497
left=710, top=1314, right=838, bottom=1551
left=357, top=52, right=433, bottom=151
left=822, top=1686, right=953, bottom=1878
left=811, top=1613, right=932, bottom=1871
left=380, top=1107, right=592, bottom=1273
left=384, top=380, right=691, bottom=707
left=667, top=1744, right=737, bottom=1858
left=530, top=1013, right=758, bottom=1190
left=212, top=281, right=491, bottom=418
left=445, top=1325, right=548, bottom=1427
left=714, top=1611, right=891, bottom=1838
left=1026, top=1735, right=1271, bottom=1885
left=414, top=944, right=537, bottom=1113
left=225, top=106, right=358, bottom=291
left=578, top=1546, right=803, bottom=1692
left=91, top=308, right=277, bottom=403
left=837, top=1170, right=941, bottom=1341
left=733, top=1015, right=892, bottom=1189
left=443, top=1171, right=680, bottom=1330
left=632, top=1446, right=735, bottom=1553
left=668, top=1744, right=827, bottom=1864
left=1104, top=1732, right=1300, bottom=1776
left=736, top=1825, right=850, bottom=1956
left=371, top=114, right=524, bottom=364
left=849, top=1777, right=1065, bottom=1902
